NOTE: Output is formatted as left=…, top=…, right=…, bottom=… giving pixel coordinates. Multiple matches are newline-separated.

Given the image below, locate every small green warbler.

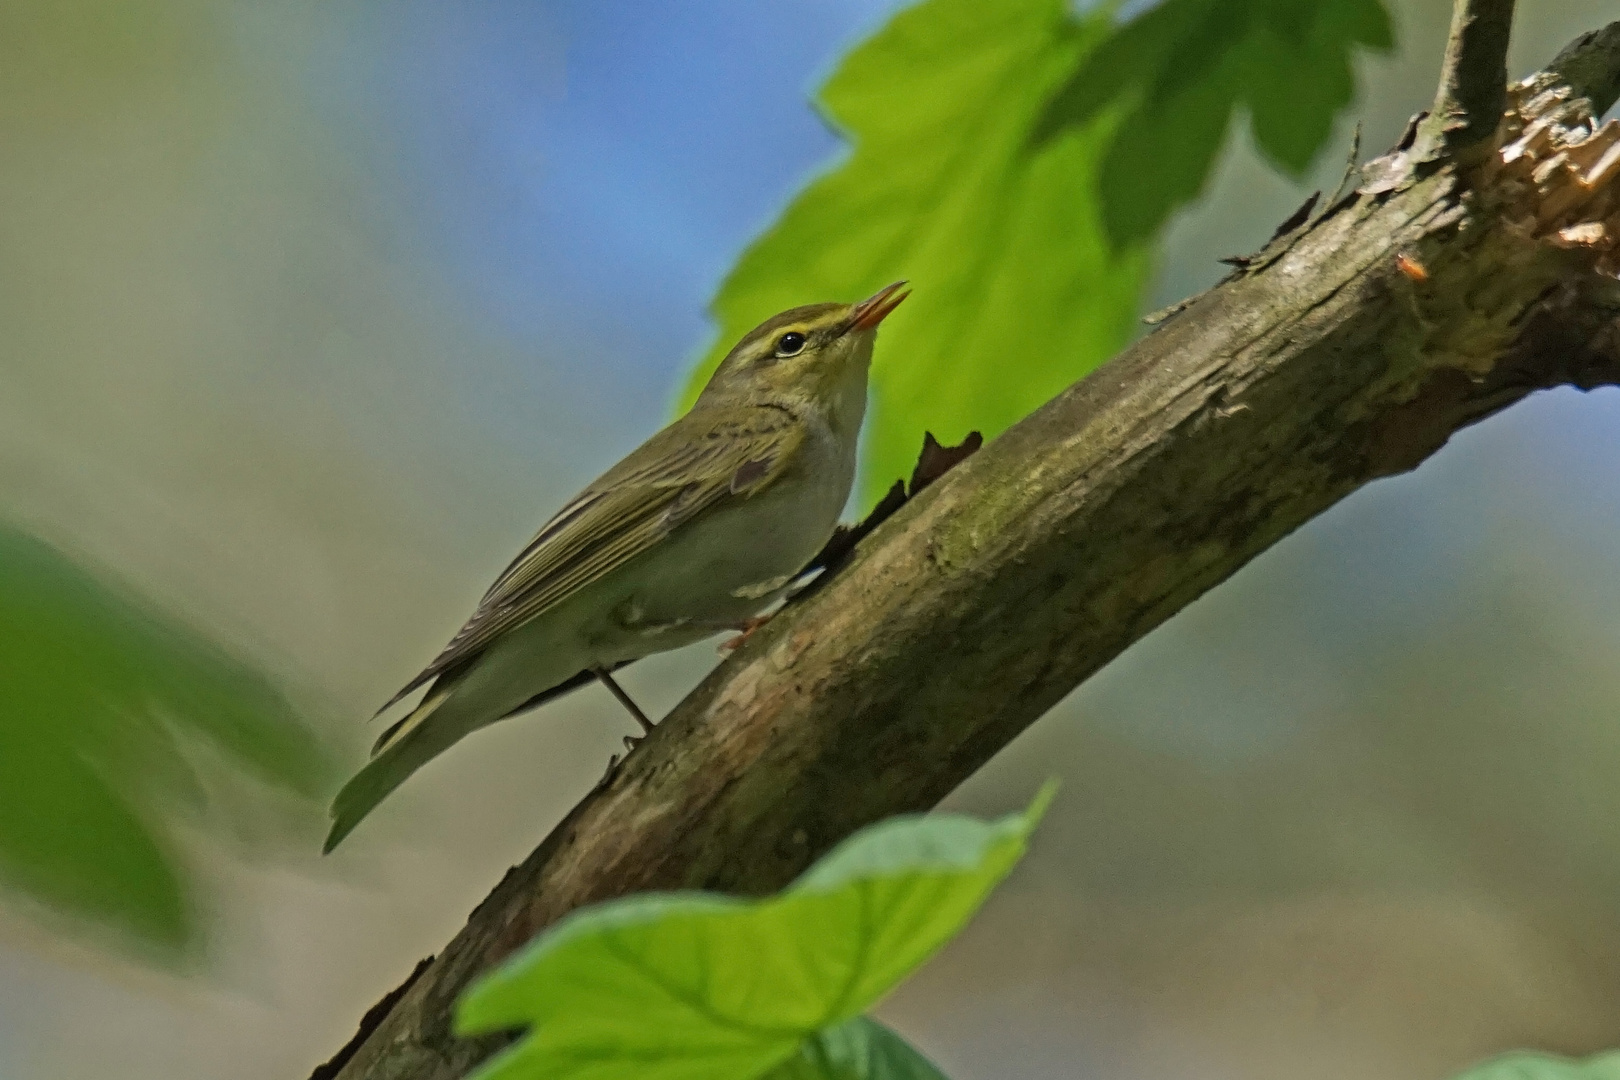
left=325, top=282, right=909, bottom=851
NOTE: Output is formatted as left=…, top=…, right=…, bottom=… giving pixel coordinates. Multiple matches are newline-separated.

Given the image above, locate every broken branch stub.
left=1422, top=0, right=1517, bottom=157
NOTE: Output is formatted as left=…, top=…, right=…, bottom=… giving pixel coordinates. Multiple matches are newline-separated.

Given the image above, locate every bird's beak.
left=847, top=281, right=910, bottom=332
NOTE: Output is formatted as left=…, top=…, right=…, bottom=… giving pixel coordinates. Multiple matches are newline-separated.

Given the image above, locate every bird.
left=324, top=281, right=910, bottom=851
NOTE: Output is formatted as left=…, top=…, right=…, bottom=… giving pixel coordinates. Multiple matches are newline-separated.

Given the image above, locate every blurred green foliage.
left=0, top=526, right=332, bottom=951
left=1453, top=1052, right=1620, bottom=1080
left=683, top=0, right=1389, bottom=504
left=455, top=786, right=1053, bottom=1080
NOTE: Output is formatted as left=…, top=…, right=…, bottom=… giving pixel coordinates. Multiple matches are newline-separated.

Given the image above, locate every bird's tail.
left=324, top=687, right=468, bottom=853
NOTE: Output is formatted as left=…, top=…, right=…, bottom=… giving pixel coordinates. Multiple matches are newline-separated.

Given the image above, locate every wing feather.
left=376, top=404, right=803, bottom=713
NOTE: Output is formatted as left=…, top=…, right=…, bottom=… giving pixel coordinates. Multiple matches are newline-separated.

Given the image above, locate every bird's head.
left=698, top=282, right=909, bottom=410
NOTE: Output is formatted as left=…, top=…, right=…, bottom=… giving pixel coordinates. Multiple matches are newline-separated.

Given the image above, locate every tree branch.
left=314, top=21, right=1620, bottom=1080
left=1420, top=0, right=1517, bottom=157
left=1547, top=20, right=1620, bottom=116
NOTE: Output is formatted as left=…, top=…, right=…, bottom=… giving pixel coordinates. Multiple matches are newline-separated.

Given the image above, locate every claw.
left=719, top=614, right=774, bottom=653
left=595, top=752, right=622, bottom=791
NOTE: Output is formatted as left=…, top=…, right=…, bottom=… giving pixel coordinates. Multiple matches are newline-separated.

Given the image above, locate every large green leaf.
left=763, top=1017, right=947, bottom=1080
left=0, top=526, right=333, bottom=950
left=681, top=0, right=1148, bottom=505
left=682, top=0, right=1386, bottom=505
left=455, top=786, right=1056, bottom=1080
left=1035, top=0, right=1393, bottom=246
left=1452, top=1053, right=1620, bottom=1080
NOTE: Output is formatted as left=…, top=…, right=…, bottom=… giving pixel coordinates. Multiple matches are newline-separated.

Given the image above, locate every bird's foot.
left=719, top=614, right=774, bottom=653
left=595, top=734, right=645, bottom=791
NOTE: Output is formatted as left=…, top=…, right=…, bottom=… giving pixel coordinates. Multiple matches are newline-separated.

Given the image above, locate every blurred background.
left=2, top=1, right=1619, bottom=1078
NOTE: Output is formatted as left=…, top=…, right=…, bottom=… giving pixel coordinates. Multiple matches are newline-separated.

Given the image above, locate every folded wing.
left=373, top=403, right=805, bottom=723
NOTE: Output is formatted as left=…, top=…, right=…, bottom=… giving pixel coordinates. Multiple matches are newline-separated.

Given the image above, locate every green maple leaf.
left=455, top=785, right=1055, bottom=1080
left=764, top=1017, right=948, bottom=1080
left=681, top=0, right=1147, bottom=506
left=1036, top=0, right=1393, bottom=246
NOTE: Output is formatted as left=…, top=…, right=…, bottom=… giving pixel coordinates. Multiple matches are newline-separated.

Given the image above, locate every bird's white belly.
left=604, top=471, right=841, bottom=644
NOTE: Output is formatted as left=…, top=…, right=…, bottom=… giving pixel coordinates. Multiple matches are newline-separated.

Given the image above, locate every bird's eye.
left=774, top=331, right=806, bottom=357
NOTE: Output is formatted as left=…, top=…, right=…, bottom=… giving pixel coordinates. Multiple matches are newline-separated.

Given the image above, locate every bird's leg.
left=595, top=752, right=622, bottom=792
left=719, top=613, right=774, bottom=653
left=594, top=667, right=655, bottom=739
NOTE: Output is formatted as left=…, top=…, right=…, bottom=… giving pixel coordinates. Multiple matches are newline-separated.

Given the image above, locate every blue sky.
left=297, top=0, right=906, bottom=374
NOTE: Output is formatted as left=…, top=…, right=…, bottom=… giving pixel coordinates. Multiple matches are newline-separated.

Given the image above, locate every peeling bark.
left=314, top=17, right=1620, bottom=1080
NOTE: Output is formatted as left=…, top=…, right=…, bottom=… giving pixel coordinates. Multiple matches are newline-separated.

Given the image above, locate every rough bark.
left=314, top=14, right=1620, bottom=1080
left=1419, top=0, right=1516, bottom=157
